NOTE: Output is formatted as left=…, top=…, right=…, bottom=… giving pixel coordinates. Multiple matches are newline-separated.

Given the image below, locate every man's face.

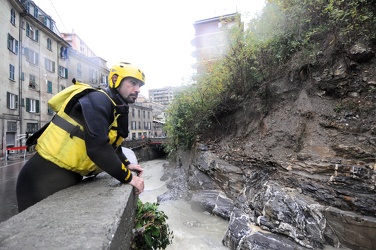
left=115, top=76, right=142, bottom=103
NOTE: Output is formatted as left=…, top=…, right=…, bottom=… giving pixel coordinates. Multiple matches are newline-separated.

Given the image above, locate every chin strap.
left=104, top=88, right=130, bottom=139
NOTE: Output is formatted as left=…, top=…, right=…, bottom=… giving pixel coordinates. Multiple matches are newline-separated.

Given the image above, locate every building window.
left=26, top=49, right=39, bottom=65
left=9, top=64, right=15, bottom=81
left=148, top=111, right=150, bottom=119
left=138, top=110, right=140, bottom=118
left=47, top=38, right=52, bottom=50
left=26, top=22, right=39, bottom=42
left=132, top=108, right=135, bottom=118
left=131, top=121, right=136, bottom=130
left=138, top=122, right=141, bottom=129
left=29, top=74, right=36, bottom=89
left=47, top=105, right=54, bottom=115
left=77, top=63, right=82, bottom=78
left=47, top=81, right=53, bottom=94
left=7, top=92, right=18, bottom=110
left=59, top=65, right=68, bottom=79
left=60, top=47, right=68, bottom=59
left=44, top=16, right=53, bottom=30
left=26, top=98, right=39, bottom=113
left=33, top=6, right=38, bottom=18
left=7, top=121, right=17, bottom=132
left=45, top=58, right=55, bottom=72
left=26, top=123, right=39, bottom=133
left=101, top=74, right=107, bottom=86
left=7, top=33, right=19, bottom=54
left=89, top=69, right=97, bottom=83
left=10, top=9, right=16, bottom=25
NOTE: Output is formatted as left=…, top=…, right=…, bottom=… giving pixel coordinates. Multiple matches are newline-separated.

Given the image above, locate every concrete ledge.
left=0, top=173, right=137, bottom=250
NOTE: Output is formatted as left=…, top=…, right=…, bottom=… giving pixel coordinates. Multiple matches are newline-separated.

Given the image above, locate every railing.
left=122, top=138, right=167, bottom=149
left=5, top=146, right=27, bottom=161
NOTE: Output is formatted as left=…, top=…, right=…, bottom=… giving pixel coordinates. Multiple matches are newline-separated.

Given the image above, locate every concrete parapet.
left=0, top=172, right=137, bottom=250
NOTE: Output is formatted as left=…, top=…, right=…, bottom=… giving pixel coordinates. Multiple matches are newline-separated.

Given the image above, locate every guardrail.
left=5, top=146, right=27, bottom=161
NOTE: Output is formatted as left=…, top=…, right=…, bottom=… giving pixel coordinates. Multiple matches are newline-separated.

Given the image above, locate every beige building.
left=67, top=47, right=108, bottom=87
left=1, top=0, right=71, bottom=151
left=192, top=13, right=241, bottom=74
left=128, top=103, right=153, bottom=140
left=1, top=0, right=164, bottom=155
left=1, top=0, right=109, bottom=154
left=61, top=33, right=108, bottom=86
left=136, top=99, right=167, bottom=138
left=148, top=86, right=177, bottom=105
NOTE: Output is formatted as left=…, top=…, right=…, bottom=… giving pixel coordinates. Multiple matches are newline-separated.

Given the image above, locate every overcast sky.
left=33, top=0, right=265, bottom=97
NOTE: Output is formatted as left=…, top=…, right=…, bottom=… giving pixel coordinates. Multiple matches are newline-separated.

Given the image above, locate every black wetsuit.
left=16, top=89, right=131, bottom=212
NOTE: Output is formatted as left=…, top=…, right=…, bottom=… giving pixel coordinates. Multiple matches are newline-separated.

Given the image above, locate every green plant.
left=164, top=0, right=376, bottom=152
left=131, top=199, right=173, bottom=250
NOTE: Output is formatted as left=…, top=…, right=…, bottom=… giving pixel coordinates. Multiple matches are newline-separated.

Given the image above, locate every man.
left=16, top=62, right=145, bottom=212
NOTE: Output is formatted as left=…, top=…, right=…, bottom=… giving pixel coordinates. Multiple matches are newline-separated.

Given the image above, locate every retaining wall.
left=0, top=172, right=137, bottom=250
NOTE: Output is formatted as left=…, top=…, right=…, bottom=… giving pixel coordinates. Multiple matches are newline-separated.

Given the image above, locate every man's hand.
left=128, top=163, right=144, bottom=177
left=129, top=175, right=144, bottom=195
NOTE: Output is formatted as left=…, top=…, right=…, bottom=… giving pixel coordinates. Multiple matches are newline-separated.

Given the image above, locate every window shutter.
left=15, top=40, right=19, bottom=54
left=15, top=95, right=18, bottom=109
left=26, top=23, right=29, bottom=36
left=65, top=68, right=68, bottom=79
left=7, top=33, right=10, bottom=49
left=6, top=92, right=10, bottom=109
left=26, top=98, right=30, bottom=112
left=36, top=100, right=40, bottom=113
left=35, top=30, right=39, bottom=42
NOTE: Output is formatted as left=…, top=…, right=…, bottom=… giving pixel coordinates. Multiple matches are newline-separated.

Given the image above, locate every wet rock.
left=223, top=208, right=306, bottom=250
left=191, top=190, right=234, bottom=220
left=324, top=206, right=376, bottom=250
left=348, top=43, right=375, bottom=63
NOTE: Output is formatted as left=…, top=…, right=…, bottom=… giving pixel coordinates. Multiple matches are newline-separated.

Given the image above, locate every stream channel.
left=139, top=159, right=229, bottom=250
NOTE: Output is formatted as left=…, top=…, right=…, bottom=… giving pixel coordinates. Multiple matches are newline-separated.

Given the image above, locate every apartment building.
left=136, top=98, right=167, bottom=138
left=192, top=13, right=241, bottom=74
left=148, top=86, right=176, bottom=105
left=1, top=0, right=109, bottom=153
left=128, top=103, right=153, bottom=139
left=1, top=0, right=70, bottom=150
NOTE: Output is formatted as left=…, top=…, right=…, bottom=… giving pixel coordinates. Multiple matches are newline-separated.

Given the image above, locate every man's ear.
left=112, top=74, right=118, bottom=84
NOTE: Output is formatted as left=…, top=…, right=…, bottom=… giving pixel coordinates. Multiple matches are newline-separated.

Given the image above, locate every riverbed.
left=139, top=159, right=229, bottom=250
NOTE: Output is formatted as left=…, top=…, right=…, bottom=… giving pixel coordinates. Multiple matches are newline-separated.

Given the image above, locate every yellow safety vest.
left=36, top=82, right=124, bottom=176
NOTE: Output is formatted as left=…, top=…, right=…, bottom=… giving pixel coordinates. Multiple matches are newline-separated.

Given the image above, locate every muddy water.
left=139, top=159, right=229, bottom=250
left=138, top=159, right=351, bottom=250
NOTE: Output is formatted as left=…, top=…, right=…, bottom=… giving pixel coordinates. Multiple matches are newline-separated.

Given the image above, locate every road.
left=0, top=155, right=29, bottom=223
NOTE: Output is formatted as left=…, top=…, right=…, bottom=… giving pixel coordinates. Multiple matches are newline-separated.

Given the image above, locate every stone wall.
left=0, top=173, right=137, bottom=250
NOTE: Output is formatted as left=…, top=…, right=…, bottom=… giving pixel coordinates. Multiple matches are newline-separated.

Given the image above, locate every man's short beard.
left=125, top=95, right=137, bottom=103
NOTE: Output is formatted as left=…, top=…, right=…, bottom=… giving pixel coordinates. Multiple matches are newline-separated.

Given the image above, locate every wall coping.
left=0, top=173, right=137, bottom=250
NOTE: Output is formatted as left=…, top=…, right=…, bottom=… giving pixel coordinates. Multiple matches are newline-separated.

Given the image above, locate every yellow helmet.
left=108, top=62, right=145, bottom=88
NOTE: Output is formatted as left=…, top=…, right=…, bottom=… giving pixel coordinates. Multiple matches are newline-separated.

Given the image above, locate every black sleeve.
left=78, top=91, right=132, bottom=183
left=115, top=146, right=131, bottom=166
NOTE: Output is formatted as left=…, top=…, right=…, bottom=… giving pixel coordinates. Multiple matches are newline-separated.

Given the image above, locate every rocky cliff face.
left=160, top=42, right=376, bottom=249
